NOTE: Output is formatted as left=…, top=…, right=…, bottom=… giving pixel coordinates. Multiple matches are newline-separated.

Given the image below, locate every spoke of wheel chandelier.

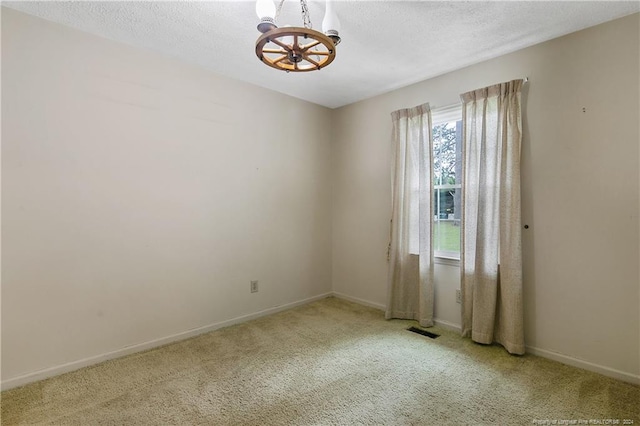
left=272, top=55, right=288, bottom=64
left=307, top=50, right=330, bottom=56
left=304, top=55, right=321, bottom=67
left=262, top=48, right=288, bottom=54
left=301, top=40, right=321, bottom=51
left=270, top=38, right=291, bottom=51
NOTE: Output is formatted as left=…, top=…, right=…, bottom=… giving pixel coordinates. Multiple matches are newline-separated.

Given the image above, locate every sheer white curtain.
left=460, top=80, right=524, bottom=354
left=386, top=104, right=434, bottom=327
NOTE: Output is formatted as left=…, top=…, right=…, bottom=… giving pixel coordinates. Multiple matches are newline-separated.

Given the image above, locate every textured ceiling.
left=4, top=1, right=639, bottom=109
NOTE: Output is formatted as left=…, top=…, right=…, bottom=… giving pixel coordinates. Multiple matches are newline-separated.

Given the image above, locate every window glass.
left=432, top=107, right=462, bottom=259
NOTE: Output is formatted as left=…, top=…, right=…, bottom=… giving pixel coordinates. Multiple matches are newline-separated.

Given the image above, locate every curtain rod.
left=434, top=77, right=529, bottom=110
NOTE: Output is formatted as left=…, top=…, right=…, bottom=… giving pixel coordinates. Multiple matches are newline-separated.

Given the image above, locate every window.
left=432, top=105, right=462, bottom=259
left=406, top=105, right=462, bottom=259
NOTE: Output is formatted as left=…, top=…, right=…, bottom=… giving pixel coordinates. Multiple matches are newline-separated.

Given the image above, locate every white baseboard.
left=433, top=318, right=462, bottom=332
left=5, top=293, right=637, bottom=390
left=331, top=292, right=463, bottom=334
left=1, top=292, right=333, bottom=391
left=331, top=292, right=385, bottom=311
left=525, top=345, right=640, bottom=385
left=331, top=293, right=639, bottom=386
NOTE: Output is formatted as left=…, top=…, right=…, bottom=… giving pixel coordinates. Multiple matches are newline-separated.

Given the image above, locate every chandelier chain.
left=274, top=0, right=286, bottom=22
left=300, top=0, right=312, bottom=29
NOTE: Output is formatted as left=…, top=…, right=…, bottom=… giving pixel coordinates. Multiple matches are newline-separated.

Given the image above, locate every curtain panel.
left=386, top=104, right=434, bottom=327
left=460, top=80, right=525, bottom=354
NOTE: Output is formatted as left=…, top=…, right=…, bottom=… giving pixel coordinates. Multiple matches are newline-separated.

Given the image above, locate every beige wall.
left=2, top=7, right=639, bottom=388
left=1, top=8, right=333, bottom=386
left=332, top=14, right=639, bottom=381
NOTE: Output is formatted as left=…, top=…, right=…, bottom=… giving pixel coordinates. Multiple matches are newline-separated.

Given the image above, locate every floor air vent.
left=407, top=326, right=440, bottom=339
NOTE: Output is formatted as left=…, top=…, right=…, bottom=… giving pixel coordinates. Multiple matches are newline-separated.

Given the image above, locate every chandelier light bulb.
left=255, top=0, right=276, bottom=20
left=256, top=0, right=277, bottom=32
left=322, top=0, right=341, bottom=45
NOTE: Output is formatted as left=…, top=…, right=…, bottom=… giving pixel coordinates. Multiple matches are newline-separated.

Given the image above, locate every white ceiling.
left=4, top=1, right=639, bottom=109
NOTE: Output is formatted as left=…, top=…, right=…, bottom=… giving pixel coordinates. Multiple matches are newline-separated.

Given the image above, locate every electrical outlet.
left=250, top=280, right=259, bottom=293
left=456, top=289, right=462, bottom=304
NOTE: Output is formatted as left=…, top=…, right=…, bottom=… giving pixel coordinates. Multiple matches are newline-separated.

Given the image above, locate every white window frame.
left=431, top=104, right=462, bottom=262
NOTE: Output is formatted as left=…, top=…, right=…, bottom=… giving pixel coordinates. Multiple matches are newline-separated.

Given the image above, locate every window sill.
left=434, top=256, right=460, bottom=266
left=407, top=253, right=460, bottom=266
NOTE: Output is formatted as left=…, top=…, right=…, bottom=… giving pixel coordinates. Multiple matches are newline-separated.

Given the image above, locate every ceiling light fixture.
left=255, top=0, right=341, bottom=72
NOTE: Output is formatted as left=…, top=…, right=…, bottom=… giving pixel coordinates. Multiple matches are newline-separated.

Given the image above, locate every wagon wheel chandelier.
left=255, top=0, right=341, bottom=72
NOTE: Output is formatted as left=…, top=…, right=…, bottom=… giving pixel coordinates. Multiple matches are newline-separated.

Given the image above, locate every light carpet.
left=2, top=297, right=638, bottom=425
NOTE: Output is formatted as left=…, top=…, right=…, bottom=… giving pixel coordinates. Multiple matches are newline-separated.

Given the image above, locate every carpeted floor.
left=2, top=297, right=638, bottom=425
